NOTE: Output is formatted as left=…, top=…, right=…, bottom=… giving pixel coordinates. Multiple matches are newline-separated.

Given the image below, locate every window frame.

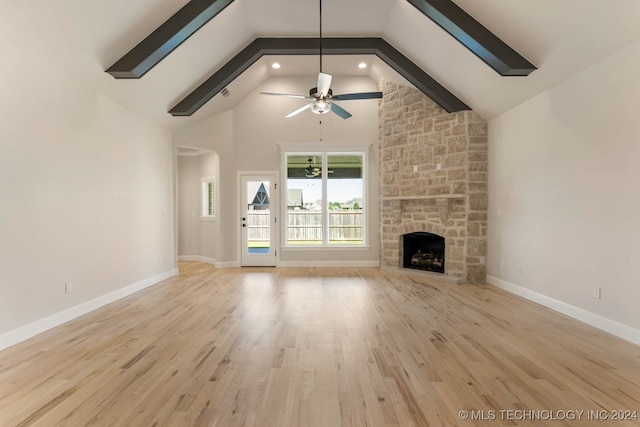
left=280, top=143, right=370, bottom=248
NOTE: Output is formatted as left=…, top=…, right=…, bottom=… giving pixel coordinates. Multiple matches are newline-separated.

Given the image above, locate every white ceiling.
left=2, top=0, right=640, bottom=130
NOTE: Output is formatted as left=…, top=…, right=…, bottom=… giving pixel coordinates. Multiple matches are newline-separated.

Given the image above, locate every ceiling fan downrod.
left=319, top=0, right=323, bottom=73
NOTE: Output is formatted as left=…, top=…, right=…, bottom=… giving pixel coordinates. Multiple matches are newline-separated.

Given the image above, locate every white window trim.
left=201, top=176, right=216, bottom=220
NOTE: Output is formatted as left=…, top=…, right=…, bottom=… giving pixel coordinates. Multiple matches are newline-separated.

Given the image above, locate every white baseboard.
left=487, top=275, right=640, bottom=346
left=277, top=260, right=380, bottom=268
left=178, top=255, right=216, bottom=265
left=0, top=268, right=178, bottom=352
left=177, top=257, right=238, bottom=269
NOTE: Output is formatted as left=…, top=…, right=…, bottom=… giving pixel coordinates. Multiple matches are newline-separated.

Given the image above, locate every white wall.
left=173, top=111, right=235, bottom=263
left=177, top=156, right=200, bottom=257
left=0, top=39, right=175, bottom=342
left=198, top=153, right=219, bottom=260
left=174, top=76, right=380, bottom=265
left=177, top=152, right=219, bottom=262
left=488, top=39, right=640, bottom=341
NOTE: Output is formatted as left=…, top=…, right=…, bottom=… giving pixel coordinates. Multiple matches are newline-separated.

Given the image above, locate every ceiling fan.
left=304, top=157, right=333, bottom=178
left=260, top=0, right=383, bottom=119
left=305, top=157, right=321, bottom=177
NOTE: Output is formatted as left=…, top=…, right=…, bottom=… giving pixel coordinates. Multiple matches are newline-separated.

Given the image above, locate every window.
left=201, top=177, right=215, bottom=218
left=285, top=152, right=365, bottom=246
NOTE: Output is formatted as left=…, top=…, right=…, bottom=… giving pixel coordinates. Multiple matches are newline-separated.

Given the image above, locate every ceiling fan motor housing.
left=310, top=87, right=333, bottom=98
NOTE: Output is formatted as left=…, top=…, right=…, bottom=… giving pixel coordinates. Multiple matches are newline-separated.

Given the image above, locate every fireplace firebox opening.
left=402, top=232, right=445, bottom=274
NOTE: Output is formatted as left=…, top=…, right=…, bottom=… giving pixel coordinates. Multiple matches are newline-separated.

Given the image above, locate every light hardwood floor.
left=1, top=262, right=639, bottom=426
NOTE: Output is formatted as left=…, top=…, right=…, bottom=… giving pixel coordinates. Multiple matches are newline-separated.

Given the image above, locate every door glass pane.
left=246, top=181, right=270, bottom=254
left=286, top=155, right=322, bottom=245
left=327, top=154, right=363, bottom=245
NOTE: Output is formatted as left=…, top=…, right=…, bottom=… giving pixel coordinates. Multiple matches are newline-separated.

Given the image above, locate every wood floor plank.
left=1, top=262, right=639, bottom=426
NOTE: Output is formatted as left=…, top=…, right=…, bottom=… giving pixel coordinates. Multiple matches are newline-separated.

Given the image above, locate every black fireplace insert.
left=402, top=232, right=445, bottom=273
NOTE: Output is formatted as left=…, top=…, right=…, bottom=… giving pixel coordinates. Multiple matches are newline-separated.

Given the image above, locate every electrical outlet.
left=480, top=256, right=486, bottom=265
left=413, top=165, right=418, bottom=172
left=517, top=266, right=522, bottom=274
left=592, top=286, right=601, bottom=299
left=436, top=163, right=442, bottom=171
left=65, top=282, right=72, bottom=294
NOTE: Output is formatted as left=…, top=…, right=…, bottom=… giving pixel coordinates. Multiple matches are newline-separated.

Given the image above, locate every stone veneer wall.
left=378, top=81, right=488, bottom=283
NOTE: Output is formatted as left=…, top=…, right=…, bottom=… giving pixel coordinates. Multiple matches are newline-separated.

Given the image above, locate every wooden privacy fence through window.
left=246, top=210, right=363, bottom=243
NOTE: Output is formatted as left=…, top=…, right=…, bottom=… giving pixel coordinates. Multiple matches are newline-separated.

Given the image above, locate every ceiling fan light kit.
left=310, top=99, right=331, bottom=115
left=260, top=0, right=383, bottom=119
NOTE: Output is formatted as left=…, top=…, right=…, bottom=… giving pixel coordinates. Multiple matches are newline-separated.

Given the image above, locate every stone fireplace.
left=378, top=81, right=488, bottom=283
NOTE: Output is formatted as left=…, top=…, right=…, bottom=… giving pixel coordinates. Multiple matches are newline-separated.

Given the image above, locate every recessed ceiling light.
left=272, top=63, right=281, bottom=69
left=358, top=62, right=367, bottom=69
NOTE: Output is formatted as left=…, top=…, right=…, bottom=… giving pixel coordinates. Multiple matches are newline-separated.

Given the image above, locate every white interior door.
left=240, top=173, right=277, bottom=266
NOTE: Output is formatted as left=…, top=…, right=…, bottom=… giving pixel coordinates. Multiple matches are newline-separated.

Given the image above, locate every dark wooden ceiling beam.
left=406, top=0, right=536, bottom=76
left=106, top=0, right=235, bottom=79
left=169, top=37, right=470, bottom=116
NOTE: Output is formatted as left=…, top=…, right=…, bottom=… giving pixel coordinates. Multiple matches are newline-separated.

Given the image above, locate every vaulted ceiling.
left=2, top=0, right=640, bottom=130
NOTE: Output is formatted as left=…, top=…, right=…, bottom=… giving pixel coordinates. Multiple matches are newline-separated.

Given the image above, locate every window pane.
left=286, top=155, right=322, bottom=245
left=202, top=179, right=215, bottom=217
left=207, top=182, right=215, bottom=216
left=327, top=154, right=363, bottom=245
left=246, top=181, right=270, bottom=254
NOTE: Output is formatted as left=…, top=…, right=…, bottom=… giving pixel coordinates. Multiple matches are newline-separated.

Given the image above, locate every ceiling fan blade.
left=285, top=103, right=313, bottom=118
left=332, top=91, right=384, bottom=101
left=329, top=102, right=352, bottom=119
left=317, top=72, right=332, bottom=97
left=260, top=92, right=313, bottom=99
